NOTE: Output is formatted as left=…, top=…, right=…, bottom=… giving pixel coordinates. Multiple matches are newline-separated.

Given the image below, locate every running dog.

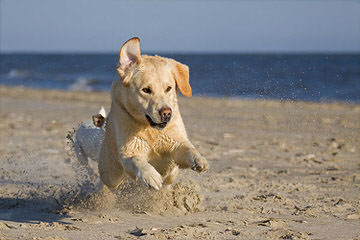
left=99, top=37, right=209, bottom=190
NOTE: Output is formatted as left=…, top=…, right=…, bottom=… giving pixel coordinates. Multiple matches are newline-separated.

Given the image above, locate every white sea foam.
left=7, top=69, right=28, bottom=78
left=68, top=77, right=94, bottom=91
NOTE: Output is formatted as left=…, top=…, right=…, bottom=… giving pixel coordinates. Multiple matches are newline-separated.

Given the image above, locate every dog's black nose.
left=159, top=107, right=172, bottom=122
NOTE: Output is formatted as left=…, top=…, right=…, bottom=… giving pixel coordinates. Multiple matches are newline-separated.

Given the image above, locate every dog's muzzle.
left=145, top=114, right=168, bottom=129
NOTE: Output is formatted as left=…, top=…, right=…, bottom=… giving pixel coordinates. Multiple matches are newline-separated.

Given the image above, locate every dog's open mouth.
left=145, top=114, right=167, bottom=129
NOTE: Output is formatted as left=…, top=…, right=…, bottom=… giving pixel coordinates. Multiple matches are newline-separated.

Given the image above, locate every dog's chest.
left=122, top=130, right=178, bottom=158
left=150, top=133, right=178, bottom=154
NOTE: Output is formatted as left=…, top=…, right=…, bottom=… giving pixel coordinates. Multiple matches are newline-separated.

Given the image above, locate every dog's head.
left=113, top=37, right=192, bottom=130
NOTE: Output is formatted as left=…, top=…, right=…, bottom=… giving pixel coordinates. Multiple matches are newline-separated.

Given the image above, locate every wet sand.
left=0, top=86, right=359, bottom=240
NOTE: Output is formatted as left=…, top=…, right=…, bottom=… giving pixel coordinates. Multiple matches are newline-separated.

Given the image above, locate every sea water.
left=1, top=54, right=359, bottom=102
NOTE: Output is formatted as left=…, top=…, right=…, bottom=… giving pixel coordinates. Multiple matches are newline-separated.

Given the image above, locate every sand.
left=0, top=86, right=359, bottom=240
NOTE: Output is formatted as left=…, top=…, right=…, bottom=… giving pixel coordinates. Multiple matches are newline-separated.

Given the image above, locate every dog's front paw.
left=136, top=166, right=163, bottom=190
left=191, top=155, right=210, bottom=172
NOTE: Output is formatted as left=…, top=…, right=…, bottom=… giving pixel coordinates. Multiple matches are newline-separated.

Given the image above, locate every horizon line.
left=1, top=50, right=360, bottom=55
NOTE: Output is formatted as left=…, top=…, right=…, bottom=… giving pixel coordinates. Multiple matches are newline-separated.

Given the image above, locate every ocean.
left=1, top=54, right=359, bottom=102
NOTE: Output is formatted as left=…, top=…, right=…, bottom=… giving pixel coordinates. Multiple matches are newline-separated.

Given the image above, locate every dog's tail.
left=99, top=106, right=107, bottom=118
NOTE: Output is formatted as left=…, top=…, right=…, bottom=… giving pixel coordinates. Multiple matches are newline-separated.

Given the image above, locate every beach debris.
left=326, top=164, right=339, bottom=171
left=0, top=222, right=17, bottom=229
left=293, top=205, right=312, bottom=215
left=254, top=219, right=286, bottom=228
left=280, top=233, right=295, bottom=240
left=253, top=192, right=282, bottom=201
left=225, top=228, right=241, bottom=236
left=70, top=218, right=88, bottom=223
left=328, top=138, right=344, bottom=150
left=301, top=154, right=323, bottom=164
left=129, top=227, right=147, bottom=237
left=293, top=219, right=308, bottom=224
left=277, top=169, right=289, bottom=174
left=64, top=225, right=81, bottom=231
left=188, top=223, right=207, bottom=228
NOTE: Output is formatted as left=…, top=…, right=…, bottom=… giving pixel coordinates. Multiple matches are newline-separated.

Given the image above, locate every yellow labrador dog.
left=99, top=37, right=209, bottom=190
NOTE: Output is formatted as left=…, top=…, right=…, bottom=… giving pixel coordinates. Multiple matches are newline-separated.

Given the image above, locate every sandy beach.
left=0, top=86, right=359, bottom=240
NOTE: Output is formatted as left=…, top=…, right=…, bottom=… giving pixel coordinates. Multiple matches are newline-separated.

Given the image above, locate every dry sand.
left=0, top=86, right=359, bottom=240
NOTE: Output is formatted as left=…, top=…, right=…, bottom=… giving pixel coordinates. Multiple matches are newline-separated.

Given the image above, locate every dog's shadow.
left=0, top=197, right=70, bottom=224
left=0, top=174, right=98, bottom=225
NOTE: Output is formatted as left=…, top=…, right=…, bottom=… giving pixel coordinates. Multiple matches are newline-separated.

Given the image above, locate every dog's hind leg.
left=98, top=144, right=125, bottom=190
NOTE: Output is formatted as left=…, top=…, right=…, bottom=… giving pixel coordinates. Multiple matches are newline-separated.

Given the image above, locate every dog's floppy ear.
left=172, top=61, right=192, bottom=97
left=117, top=37, right=141, bottom=82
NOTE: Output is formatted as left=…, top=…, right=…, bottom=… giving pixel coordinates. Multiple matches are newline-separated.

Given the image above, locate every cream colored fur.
left=98, top=37, right=209, bottom=190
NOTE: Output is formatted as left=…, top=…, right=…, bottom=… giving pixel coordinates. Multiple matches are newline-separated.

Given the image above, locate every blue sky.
left=1, top=0, right=359, bottom=53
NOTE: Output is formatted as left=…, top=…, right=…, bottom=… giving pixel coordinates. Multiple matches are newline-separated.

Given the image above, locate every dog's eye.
left=142, top=87, right=152, bottom=94
left=165, top=86, right=172, bottom=93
